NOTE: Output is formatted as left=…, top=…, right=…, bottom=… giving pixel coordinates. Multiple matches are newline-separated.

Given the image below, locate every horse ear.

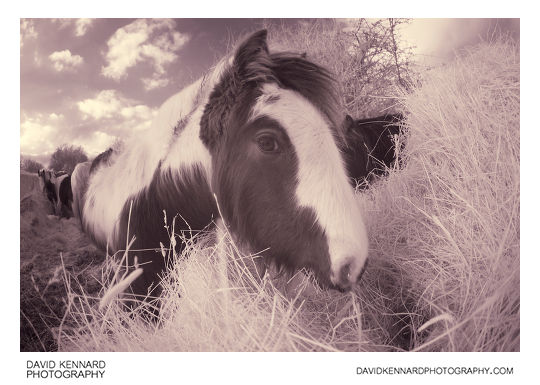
left=200, top=30, right=272, bottom=150
left=232, top=29, right=272, bottom=81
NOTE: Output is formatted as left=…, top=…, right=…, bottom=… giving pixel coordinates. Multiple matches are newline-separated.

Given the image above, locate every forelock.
left=268, top=53, right=342, bottom=131
left=200, top=32, right=344, bottom=149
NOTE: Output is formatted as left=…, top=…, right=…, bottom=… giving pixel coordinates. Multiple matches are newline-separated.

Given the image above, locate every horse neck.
left=78, top=61, right=229, bottom=250
left=156, top=57, right=231, bottom=179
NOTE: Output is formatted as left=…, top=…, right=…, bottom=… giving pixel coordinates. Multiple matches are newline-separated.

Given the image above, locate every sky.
left=20, top=18, right=519, bottom=166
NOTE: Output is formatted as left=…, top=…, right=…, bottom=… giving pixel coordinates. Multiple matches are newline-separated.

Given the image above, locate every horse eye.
left=256, top=134, right=279, bottom=153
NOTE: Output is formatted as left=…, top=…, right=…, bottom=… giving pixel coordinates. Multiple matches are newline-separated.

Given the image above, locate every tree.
left=264, top=18, right=419, bottom=118
left=48, top=144, right=88, bottom=174
left=342, top=18, right=417, bottom=116
left=21, top=158, right=44, bottom=173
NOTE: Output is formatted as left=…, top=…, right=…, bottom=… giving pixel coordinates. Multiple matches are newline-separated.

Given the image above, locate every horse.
left=71, top=161, right=92, bottom=223
left=37, top=169, right=57, bottom=213
left=37, top=168, right=73, bottom=218
left=341, top=113, right=403, bottom=186
left=71, top=30, right=369, bottom=300
left=53, top=173, right=73, bottom=218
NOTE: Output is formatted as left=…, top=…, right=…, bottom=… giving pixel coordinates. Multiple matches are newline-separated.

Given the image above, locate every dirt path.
left=20, top=173, right=104, bottom=351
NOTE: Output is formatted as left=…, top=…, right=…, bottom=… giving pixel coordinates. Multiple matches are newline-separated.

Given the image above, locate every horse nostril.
left=338, top=261, right=353, bottom=289
left=336, top=258, right=368, bottom=289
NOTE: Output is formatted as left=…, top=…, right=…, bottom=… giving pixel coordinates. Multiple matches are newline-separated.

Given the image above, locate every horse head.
left=200, top=30, right=369, bottom=290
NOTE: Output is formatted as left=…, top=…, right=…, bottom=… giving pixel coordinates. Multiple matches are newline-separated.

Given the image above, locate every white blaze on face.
left=251, top=83, right=369, bottom=287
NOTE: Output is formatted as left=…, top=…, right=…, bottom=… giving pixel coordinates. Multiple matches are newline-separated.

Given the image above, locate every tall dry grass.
left=358, top=39, right=520, bottom=351
left=58, top=32, right=519, bottom=351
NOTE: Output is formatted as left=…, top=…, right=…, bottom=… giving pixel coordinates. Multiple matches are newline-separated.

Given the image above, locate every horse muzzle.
left=330, top=257, right=368, bottom=292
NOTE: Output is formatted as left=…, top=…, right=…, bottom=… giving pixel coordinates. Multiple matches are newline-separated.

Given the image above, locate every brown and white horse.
left=38, top=168, right=73, bottom=218
left=72, top=30, right=369, bottom=299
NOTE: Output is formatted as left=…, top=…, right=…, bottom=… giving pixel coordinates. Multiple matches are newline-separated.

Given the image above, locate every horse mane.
left=238, top=45, right=343, bottom=130
left=90, top=148, right=114, bottom=175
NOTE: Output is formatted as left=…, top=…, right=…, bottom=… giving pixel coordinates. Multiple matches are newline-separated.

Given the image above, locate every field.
left=20, top=25, right=519, bottom=352
left=20, top=172, right=104, bottom=351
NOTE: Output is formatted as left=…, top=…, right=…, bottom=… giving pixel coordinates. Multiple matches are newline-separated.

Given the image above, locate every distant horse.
left=341, top=113, right=403, bottom=186
left=54, top=173, right=73, bottom=219
left=37, top=168, right=73, bottom=218
left=72, top=30, right=369, bottom=299
left=38, top=169, right=57, bottom=213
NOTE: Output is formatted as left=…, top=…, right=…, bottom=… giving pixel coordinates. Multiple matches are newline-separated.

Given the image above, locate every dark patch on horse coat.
left=212, top=115, right=332, bottom=285
left=57, top=174, right=73, bottom=219
left=38, top=169, right=57, bottom=213
left=115, top=165, right=217, bottom=297
left=342, top=113, right=403, bottom=186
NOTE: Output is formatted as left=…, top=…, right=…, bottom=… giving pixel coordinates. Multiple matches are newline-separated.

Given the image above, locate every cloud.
left=49, top=49, right=84, bottom=72
left=399, top=19, right=519, bottom=64
left=52, top=19, right=74, bottom=30
left=102, top=19, right=189, bottom=88
left=20, top=115, right=61, bottom=156
left=49, top=112, right=64, bottom=121
left=33, top=51, right=43, bottom=67
left=142, top=75, right=170, bottom=90
left=77, top=90, right=125, bottom=120
left=21, top=89, right=157, bottom=159
left=77, top=89, right=156, bottom=132
left=75, top=18, right=94, bottom=37
left=120, top=104, right=154, bottom=121
left=51, top=18, right=95, bottom=37
left=72, top=131, right=117, bottom=156
left=20, top=19, right=37, bottom=47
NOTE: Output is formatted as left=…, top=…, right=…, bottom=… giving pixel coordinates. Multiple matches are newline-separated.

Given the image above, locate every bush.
left=264, top=19, right=417, bottom=118
left=49, top=144, right=88, bottom=174
left=21, top=158, right=44, bottom=173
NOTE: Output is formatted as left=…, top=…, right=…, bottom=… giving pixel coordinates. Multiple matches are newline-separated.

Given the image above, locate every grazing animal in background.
left=71, top=30, right=369, bottom=300
left=37, top=168, right=73, bottom=218
left=341, top=113, right=403, bottom=186
left=38, top=169, right=57, bottom=213
left=54, top=173, right=73, bottom=219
